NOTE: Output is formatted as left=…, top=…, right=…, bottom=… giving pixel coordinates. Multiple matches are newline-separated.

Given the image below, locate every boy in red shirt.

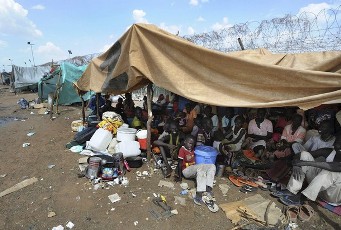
left=176, top=135, right=218, bottom=212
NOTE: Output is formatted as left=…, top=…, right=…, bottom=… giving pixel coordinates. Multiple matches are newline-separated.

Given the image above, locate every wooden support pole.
left=238, top=37, right=245, bottom=50
left=96, top=93, right=100, bottom=119
left=146, top=83, right=153, bottom=161
left=81, top=95, right=86, bottom=125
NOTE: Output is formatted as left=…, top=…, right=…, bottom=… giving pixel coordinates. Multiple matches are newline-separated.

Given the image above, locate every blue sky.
left=1, top=0, right=340, bottom=71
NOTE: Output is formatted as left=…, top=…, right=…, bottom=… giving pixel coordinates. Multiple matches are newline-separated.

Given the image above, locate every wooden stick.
left=146, top=83, right=153, bottom=161
left=0, top=177, right=38, bottom=198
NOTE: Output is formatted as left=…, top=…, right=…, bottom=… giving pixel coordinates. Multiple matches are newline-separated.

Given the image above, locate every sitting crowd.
left=90, top=92, right=341, bottom=209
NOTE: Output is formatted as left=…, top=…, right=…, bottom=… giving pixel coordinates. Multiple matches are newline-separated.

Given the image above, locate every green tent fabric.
left=38, top=62, right=92, bottom=105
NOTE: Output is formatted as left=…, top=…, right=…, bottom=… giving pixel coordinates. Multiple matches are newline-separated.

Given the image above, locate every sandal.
left=286, top=206, right=300, bottom=222
left=229, top=175, right=243, bottom=187
left=298, top=204, right=315, bottom=222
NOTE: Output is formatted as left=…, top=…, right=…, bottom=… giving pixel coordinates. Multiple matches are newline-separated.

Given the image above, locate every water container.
left=115, top=140, right=141, bottom=158
left=136, top=130, right=148, bottom=150
left=194, top=145, right=218, bottom=165
left=117, top=127, right=137, bottom=142
left=88, top=128, right=113, bottom=151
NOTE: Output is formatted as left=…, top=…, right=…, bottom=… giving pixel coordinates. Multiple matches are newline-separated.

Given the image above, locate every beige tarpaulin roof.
left=75, top=23, right=341, bottom=110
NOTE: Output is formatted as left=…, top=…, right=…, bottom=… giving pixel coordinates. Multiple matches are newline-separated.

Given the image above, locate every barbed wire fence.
left=184, top=5, right=341, bottom=54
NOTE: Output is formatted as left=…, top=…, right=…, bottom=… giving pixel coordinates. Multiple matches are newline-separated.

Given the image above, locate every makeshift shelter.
left=1, top=72, right=11, bottom=85
left=12, top=65, right=51, bottom=90
left=38, top=62, right=92, bottom=105
left=75, top=23, right=341, bottom=110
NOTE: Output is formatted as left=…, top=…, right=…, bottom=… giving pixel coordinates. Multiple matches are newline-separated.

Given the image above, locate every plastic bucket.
left=138, top=138, right=147, bottom=150
left=117, top=127, right=137, bottom=142
left=136, top=130, right=147, bottom=139
left=194, top=145, right=218, bottom=165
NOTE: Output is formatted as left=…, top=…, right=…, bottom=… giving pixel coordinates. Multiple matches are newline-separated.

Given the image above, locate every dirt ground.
left=0, top=85, right=340, bottom=230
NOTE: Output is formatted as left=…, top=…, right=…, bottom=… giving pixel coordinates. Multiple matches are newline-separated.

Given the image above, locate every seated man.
left=196, top=117, right=214, bottom=146
left=153, top=120, right=185, bottom=177
left=292, top=120, right=335, bottom=154
left=275, top=134, right=341, bottom=206
left=247, top=108, right=273, bottom=159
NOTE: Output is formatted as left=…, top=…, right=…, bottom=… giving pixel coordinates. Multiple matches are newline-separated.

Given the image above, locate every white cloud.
left=35, top=42, right=66, bottom=62
left=100, top=43, right=113, bottom=53
left=189, top=0, right=199, bottom=6
left=132, top=9, right=148, bottom=23
left=189, top=0, right=209, bottom=6
left=298, top=3, right=332, bottom=16
left=187, top=27, right=195, bottom=35
left=197, top=16, right=205, bottom=22
left=0, top=0, right=42, bottom=37
left=211, top=17, right=232, bottom=31
left=159, top=23, right=181, bottom=35
left=0, top=40, right=7, bottom=48
left=31, top=4, right=45, bottom=10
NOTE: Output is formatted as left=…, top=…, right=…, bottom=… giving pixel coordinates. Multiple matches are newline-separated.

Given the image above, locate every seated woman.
left=266, top=113, right=306, bottom=161
left=247, top=108, right=273, bottom=159
left=219, top=116, right=246, bottom=165
left=130, top=107, right=146, bottom=129
left=272, top=107, right=295, bottom=143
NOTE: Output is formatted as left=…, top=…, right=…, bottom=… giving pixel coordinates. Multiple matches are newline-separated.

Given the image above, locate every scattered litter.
left=48, top=211, right=56, bottom=218
left=48, top=164, right=56, bottom=169
left=0, top=174, right=7, bottom=178
left=52, top=225, right=64, bottom=230
left=121, top=177, right=129, bottom=186
left=76, top=196, right=80, bottom=201
left=219, top=184, right=230, bottom=196
left=69, top=145, right=83, bottom=153
left=22, top=143, right=30, bottom=147
left=153, top=193, right=158, bottom=197
left=108, top=193, right=121, bottom=203
left=142, top=171, right=149, bottom=176
left=180, top=182, right=189, bottom=190
left=66, top=221, right=74, bottom=229
left=174, top=196, right=186, bottom=206
left=27, top=132, right=35, bottom=136
left=131, top=193, right=137, bottom=197
left=158, top=180, right=175, bottom=189
left=286, top=222, right=299, bottom=229
left=30, top=111, right=34, bottom=115
left=0, top=177, right=38, bottom=198
left=171, top=209, right=178, bottom=215
left=180, top=189, right=188, bottom=195
left=110, top=208, right=115, bottom=211
left=78, top=157, right=88, bottom=164
left=134, top=221, right=138, bottom=226
left=136, top=171, right=142, bottom=177
left=79, top=149, right=95, bottom=156
left=93, top=184, right=101, bottom=190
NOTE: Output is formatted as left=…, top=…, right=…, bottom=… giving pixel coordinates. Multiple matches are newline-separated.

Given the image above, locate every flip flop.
left=202, top=195, right=219, bottom=213
left=271, top=190, right=294, bottom=198
left=286, top=206, right=300, bottom=222
left=237, top=177, right=259, bottom=188
left=229, top=175, right=243, bottom=187
left=279, top=195, right=303, bottom=206
left=298, top=204, right=315, bottom=222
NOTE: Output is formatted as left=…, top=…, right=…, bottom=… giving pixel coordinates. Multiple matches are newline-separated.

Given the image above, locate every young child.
left=175, top=135, right=218, bottom=211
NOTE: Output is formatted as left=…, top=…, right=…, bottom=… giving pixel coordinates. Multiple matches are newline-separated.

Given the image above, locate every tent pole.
left=146, top=83, right=153, bottom=161
left=96, top=93, right=100, bottom=119
left=238, top=38, right=245, bottom=50
left=80, top=94, right=86, bottom=125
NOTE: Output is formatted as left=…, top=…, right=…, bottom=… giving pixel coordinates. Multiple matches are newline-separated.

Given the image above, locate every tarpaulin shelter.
left=75, top=23, right=341, bottom=110
left=12, top=65, right=51, bottom=89
left=38, top=62, right=92, bottom=105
